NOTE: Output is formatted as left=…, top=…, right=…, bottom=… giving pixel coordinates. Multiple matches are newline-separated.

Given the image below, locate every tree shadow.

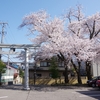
left=76, top=88, right=100, bottom=99
left=30, top=84, right=90, bottom=92
left=0, top=84, right=24, bottom=91
left=0, top=84, right=92, bottom=93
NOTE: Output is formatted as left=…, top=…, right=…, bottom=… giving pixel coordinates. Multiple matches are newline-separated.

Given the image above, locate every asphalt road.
left=0, top=85, right=100, bottom=100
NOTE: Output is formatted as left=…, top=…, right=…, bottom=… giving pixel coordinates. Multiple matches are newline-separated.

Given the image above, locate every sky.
left=0, top=0, right=100, bottom=62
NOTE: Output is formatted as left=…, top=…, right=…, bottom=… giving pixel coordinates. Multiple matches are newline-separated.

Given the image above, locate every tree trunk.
left=86, top=61, right=92, bottom=80
left=71, top=59, right=82, bottom=84
left=57, top=53, right=69, bottom=84
left=64, top=67, right=69, bottom=83
left=77, top=73, right=82, bottom=84
left=77, top=61, right=82, bottom=84
left=55, top=78, right=57, bottom=84
left=63, top=60, right=69, bottom=84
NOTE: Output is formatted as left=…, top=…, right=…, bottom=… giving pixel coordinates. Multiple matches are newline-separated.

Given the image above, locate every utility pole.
left=0, top=22, right=8, bottom=60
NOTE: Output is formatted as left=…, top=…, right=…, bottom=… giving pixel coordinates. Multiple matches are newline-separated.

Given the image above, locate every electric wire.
left=2, top=54, right=18, bottom=64
left=6, top=24, right=17, bottom=44
left=4, top=37, right=9, bottom=44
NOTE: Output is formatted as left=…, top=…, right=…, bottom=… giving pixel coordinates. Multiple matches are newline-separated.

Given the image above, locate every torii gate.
left=0, top=44, right=40, bottom=90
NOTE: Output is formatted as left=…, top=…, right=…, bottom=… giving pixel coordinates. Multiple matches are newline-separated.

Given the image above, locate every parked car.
left=87, top=76, right=100, bottom=87
left=96, top=80, right=100, bottom=88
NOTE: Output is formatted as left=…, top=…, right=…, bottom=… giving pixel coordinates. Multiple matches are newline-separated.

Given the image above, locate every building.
left=29, top=60, right=73, bottom=79
left=92, top=56, right=100, bottom=77
left=1, top=64, right=18, bottom=84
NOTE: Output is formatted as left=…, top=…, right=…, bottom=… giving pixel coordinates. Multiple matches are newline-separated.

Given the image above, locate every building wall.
left=93, top=61, right=100, bottom=77
left=29, top=70, right=64, bottom=79
left=1, top=65, right=18, bottom=83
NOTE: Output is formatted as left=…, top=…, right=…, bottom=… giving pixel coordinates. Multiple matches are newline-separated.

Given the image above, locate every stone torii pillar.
left=24, top=48, right=30, bottom=90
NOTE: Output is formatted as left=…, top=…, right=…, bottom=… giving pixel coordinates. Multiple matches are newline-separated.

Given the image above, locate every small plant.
left=49, top=57, right=59, bottom=84
left=0, top=60, right=6, bottom=85
left=19, top=67, right=24, bottom=78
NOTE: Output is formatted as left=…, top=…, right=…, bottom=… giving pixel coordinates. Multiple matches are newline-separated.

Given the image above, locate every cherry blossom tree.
left=64, top=5, right=93, bottom=82
left=19, top=7, right=99, bottom=84
left=20, top=10, right=71, bottom=83
left=66, top=7, right=100, bottom=80
left=69, top=36, right=96, bottom=83
left=34, top=33, right=96, bottom=84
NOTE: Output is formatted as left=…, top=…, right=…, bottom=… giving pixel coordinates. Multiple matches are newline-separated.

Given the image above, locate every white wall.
left=93, top=60, right=100, bottom=77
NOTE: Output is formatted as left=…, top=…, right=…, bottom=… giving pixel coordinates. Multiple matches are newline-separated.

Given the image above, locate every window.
left=36, top=74, right=42, bottom=77
left=48, top=62, right=51, bottom=66
left=29, top=63, right=33, bottom=67
left=59, top=62, right=64, bottom=67
left=40, top=62, right=47, bottom=67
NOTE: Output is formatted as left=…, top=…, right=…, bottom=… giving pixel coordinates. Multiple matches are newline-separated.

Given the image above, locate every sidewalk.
left=0, top=84, right=97, bottom=100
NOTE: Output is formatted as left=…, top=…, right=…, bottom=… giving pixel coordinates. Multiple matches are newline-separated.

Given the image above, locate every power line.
left=2, top=54, right=15, bottom=63
left=7, top=24, right=17, bottom=44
